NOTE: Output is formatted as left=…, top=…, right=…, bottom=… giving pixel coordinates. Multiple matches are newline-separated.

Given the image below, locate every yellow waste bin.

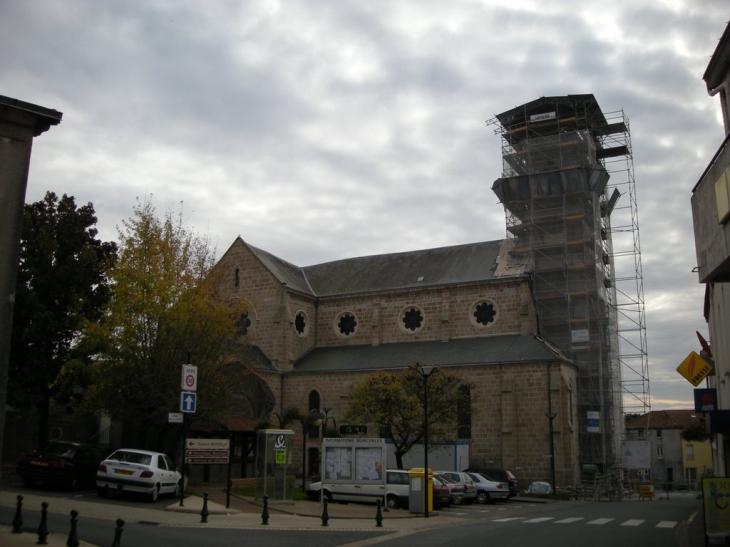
left=407, top=468, right=433, bottom=514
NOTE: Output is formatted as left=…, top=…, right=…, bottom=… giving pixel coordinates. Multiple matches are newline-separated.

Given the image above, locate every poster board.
left=703, top=477, right=730, bottom=543
left=322, top=438, right=385, bottom=484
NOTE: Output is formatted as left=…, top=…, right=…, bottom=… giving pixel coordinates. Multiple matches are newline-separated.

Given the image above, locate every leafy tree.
left=88, top=198, right=247, bottom=450
left=9, top=192, right=117, bottom=444
left=682, top=421, right=710, bottom=442
left=344, top=365, right=468, bottom=469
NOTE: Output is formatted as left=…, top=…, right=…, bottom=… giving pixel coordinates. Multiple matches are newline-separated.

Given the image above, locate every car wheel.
left=149, top=484, right=160, bottom=503
left=97, top=486, right=109, bottom=498
left=476, top=491, right=489, bottom=504
left=386, top=495, right=401, bottom=510
left=22, top=477, right=37, bottom=488
left=452, top=497, right=463, bottom=505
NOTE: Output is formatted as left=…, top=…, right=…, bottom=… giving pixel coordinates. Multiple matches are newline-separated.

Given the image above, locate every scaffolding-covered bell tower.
left=489, top=95, right=649, bottom=471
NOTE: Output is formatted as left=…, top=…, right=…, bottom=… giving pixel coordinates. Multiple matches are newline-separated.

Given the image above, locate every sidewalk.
left=1, top=483, right=465, bottom=546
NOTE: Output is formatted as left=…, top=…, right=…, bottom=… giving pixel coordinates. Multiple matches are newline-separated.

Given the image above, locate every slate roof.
left=292, top=334, right=569, bottom=373
left=625, top=409, right=701, bottom=429
left=244, top=239, right=512, bottom=297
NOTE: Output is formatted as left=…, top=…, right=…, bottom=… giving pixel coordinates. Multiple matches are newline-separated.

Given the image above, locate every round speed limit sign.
left=181, top=364, right=198, bottom=391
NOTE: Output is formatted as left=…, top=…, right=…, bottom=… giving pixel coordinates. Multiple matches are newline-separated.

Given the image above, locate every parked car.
left=467, top=472, right=509, bottom=504
left=464, top=468, right=518, bottom=498
left=431, top=474, right=453, bottom=509
left=434, top=472, right=464, bottom=505
left=307, top=469, right=410, bottom=509
left=435, top=471, right=477, bottom=504
left=16, top=441, right=104, bottom=490
left=96, top=448, right=182, bottom=502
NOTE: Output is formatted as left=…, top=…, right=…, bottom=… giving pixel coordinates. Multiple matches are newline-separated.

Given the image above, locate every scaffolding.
left=488, top=95, right=649, bottom=471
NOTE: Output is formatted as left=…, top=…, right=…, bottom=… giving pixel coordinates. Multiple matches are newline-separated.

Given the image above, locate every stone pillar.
left=0, top=95, right=62, bottom=481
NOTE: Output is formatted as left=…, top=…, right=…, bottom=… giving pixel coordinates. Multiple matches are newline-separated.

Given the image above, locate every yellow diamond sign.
left=677, top=351, right=713, bottom=386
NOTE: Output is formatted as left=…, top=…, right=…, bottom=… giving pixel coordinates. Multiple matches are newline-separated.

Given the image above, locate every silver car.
left=96, top=448, right=182, bottom=502
left=468, top=472, right=509, bottom=504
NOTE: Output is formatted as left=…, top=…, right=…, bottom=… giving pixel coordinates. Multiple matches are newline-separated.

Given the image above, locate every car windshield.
left=109, top=451, right=152, bottom=465
left=38, top=443, right=77, bottom=457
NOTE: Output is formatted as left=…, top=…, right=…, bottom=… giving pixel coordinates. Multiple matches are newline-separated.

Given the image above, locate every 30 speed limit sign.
left=181, top=364, right=198, bottom=392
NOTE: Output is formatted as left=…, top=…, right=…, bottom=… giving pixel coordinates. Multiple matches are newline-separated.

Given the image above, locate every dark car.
left=463, top=467, right=518, bottom=498
left=16, top=441, right=104, bottom=490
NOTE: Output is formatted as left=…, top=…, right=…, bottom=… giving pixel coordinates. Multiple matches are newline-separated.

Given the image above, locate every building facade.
left=691, top=21, right=730, bottom=476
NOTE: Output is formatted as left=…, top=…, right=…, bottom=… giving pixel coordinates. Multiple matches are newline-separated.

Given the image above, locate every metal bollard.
left=110, top=518, right=125, bottom=547
left=261, top=494, right=269, bottom=525
left=37, top=501, right=49, bottom=544
left=375, top=498, right=383, bottom=527
left=321, top=497, right=329, bottom=527
left=201, top=492, right=209, bottom=523
left=67, top=509, right=80, bottom=547
left=12, top=494, right=23, bottom=534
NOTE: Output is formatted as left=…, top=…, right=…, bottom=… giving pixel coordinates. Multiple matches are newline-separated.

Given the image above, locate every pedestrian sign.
left=180, top=392, right=197, bottom=413
left=677, top=351, right=713, bottom=387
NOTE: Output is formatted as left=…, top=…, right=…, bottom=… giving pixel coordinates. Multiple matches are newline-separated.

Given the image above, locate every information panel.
left=322, top=438, right=385, bottom=484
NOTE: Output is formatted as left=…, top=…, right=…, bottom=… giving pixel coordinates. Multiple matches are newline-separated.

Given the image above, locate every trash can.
left=408, top=468, right=433, bottom=514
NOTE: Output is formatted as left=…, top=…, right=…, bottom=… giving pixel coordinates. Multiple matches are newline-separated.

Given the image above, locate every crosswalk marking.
left=587, top=518, right=615, bottom=525
left=490, top=515, right=679, bottom=529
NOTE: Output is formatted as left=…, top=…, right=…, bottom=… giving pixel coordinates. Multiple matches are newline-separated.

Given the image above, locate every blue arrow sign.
left=181, top=392, right=197, bottom=413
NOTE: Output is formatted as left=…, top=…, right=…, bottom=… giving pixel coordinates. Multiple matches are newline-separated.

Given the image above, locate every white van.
left=306, top=469, right=410, bottom=509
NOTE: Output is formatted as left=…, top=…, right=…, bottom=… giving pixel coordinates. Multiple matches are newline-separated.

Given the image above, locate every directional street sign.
left=181, top=364, right=198, bottom=392
left=185, top=438, right=229, bottom=464
left=180, top=392, right=197, bottom=413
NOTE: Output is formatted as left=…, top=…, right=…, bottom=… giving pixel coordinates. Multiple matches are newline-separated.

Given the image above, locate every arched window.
left=308, top=390, right=321, bottom=438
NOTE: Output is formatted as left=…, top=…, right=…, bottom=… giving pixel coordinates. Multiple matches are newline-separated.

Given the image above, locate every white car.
left=468, top=472, right=509, bottom=504
left=96, top=448, right=182, bottom=502
left=307, top=469, right=410, bottom=509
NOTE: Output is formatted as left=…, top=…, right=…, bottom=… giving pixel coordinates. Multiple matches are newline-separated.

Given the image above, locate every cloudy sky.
left=1, top=1, right=726, bottom=410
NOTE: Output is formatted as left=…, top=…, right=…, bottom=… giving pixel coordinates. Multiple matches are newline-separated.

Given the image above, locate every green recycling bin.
left=408, top=468, right=433, bottom=514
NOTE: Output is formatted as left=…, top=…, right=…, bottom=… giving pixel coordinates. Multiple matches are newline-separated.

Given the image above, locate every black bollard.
left=37, top=501, right=49, bottom=544
left=375, top=498, right=383, bottom=527
left=67, top=509, right=79, bottom=547
left=261, top=494, right=269, bottom=525
left=321, top=497, right=329, bottom=527
left=12, top=494, right=23, bottom=534
left=201, top=492, right=209, bottom=523
left=110, top=518, right=125, bottom=547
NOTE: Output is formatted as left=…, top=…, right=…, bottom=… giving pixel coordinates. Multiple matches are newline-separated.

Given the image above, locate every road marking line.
left=587, top=518, right=614, bottom=525
left=524, top=517, right=555, bottom=523
left=656, top=521, right=677, bottom=528
left=495, top=517, right=524, bottom=522
left=621, top=520, right=645, bottom=527
left=554, top=517, right=584, bottom=524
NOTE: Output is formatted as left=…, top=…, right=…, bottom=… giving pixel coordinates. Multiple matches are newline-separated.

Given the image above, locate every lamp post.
left=416, top=363, right=439, bottom=518
left=302, top=409, right=323, bottom=492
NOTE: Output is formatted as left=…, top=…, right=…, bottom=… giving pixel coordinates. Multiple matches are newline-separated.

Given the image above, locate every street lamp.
left=416, top=363, right=439, bottom=518
left=302, top=409, right=324, bottom=492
